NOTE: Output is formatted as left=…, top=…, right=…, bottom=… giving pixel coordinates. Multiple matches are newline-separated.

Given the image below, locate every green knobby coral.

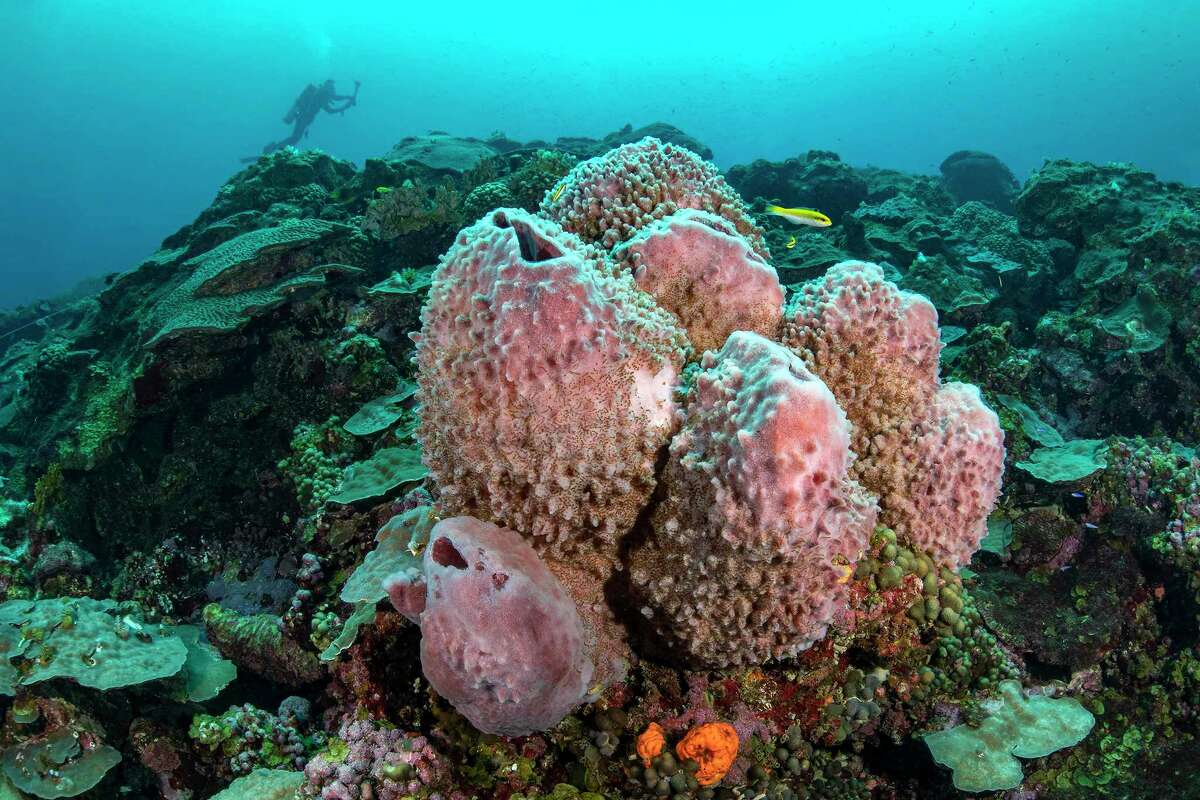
left=202, top=604, right=324, bottom=686
left=145, top=219, right=361, bottom=346
left=278, top=418, right=354, bottom=514
left=925, top=680, right=1095, bottom=792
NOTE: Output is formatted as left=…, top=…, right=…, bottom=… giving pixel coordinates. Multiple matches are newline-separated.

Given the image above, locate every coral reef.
left=0, top=123, right=1196, bottom=799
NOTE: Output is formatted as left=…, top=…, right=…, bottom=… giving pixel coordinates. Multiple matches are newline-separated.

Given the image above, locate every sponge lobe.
left=414, top=209, right=689, bottom=560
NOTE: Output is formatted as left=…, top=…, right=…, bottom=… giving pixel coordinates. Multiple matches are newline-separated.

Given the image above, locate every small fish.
left=375, top=186, right=393, bottom=195
left=550, top=182, right=566, bottom=203
left=1070, top=491, right=1085, bottom=498
left=786, top=236, right=797, bottom=249
left=764, top=204, right=832, bottom=228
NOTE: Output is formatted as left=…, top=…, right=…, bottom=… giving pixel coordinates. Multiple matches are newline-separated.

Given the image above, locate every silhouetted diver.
left=242, top=80, right=360, bottom=162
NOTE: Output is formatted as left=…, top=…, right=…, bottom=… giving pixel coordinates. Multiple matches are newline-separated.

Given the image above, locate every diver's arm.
left=330, top=80, right=361, bottom=104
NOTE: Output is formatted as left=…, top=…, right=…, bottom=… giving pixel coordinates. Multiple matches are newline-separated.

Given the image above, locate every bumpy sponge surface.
left=540, top=137, right=768, bottom=258
left=395, top=516, right=595, bottom=737
left=783, top=261, right=1004, bottom=565
left=615, top=209, right=784, bottom=353
left=630, top=332, right=877, bottom=666
left=414, top=209, right=689, bottom=559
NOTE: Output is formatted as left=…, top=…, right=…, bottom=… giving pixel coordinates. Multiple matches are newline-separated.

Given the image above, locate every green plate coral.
left=0, top=597, right=188, bottom=693
left=925, top=679, right=1095, bottom=792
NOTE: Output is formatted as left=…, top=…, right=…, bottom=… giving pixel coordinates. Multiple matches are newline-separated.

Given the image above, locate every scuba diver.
left=245, top=79, right=360, bottom=161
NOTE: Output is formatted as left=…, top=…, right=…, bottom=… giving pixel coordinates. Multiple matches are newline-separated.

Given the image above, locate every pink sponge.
left=540, top=137, right=768, bottom=258
left=413, top=208, right=689, bottom=560
left=782, top=260, right=1004, bottom=566
left=907, top=383, right=1006, bottom=567
left=390, top=516, right=596, bottom=736
left=615, top=209, right=784, bottom=353
left=629, top=332, right=877, bottom=666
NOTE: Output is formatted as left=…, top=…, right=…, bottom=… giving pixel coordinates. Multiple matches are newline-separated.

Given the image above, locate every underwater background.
left=2, top=0, right=1198, bottom=308
left=3, top=2, right=1200, bottom=800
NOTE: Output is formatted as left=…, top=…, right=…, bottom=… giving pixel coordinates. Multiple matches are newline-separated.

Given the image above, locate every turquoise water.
left=1, top=0, right=1197, bottom=308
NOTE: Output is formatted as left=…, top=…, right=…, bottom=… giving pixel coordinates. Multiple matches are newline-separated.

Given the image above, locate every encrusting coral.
left=21, top=122, right=1200, bottom=797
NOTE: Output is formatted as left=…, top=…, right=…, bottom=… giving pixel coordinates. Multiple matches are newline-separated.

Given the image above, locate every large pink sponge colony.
left=782, top=260, right=1004, bottom=566
left=629, top=331, right=877, bottom=667
left=540, top=137, right=769, bottom=258
left=413, top=209, right=689, bottom=560
left=389, top=516, right=596, bottom=737
left=615, top=209, right=784, bottom=352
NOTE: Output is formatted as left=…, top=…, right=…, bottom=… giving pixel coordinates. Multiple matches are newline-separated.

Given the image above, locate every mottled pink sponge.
left=413, top=208, right=689, bottom=560
left=630, top=332, right=877, bottom=666
left=615, top=209, right=784, bottom=353
left=783, top=261, right=1004, bottom=566
left=541, top=137, right=768, bottom=258
left=385, top=516, right=595, bottom=737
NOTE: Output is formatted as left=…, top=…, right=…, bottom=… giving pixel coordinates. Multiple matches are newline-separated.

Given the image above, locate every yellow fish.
left=550, top=182, right=566, bottom=203
left=786, top=236, right=797, bottom=249
left=764, top=204, right=832, bottom=228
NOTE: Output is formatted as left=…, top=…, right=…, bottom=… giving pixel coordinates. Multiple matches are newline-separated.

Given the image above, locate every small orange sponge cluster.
left=636, top=722, right=740, bottom=787
left=676, top=723, right=740, bottom=786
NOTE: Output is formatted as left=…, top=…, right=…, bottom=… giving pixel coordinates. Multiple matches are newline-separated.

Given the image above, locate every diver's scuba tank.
left=283, top=84, right=317, bottom=124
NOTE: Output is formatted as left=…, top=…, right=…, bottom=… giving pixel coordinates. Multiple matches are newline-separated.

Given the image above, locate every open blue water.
left=1, top=0, right=1197, bottom=308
